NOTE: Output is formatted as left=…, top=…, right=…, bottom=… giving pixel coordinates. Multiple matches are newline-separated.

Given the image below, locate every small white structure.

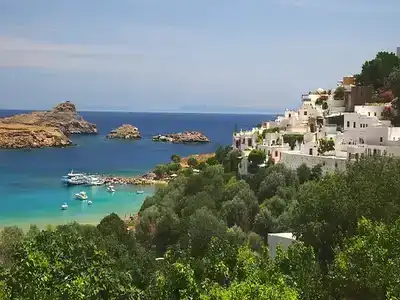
left=268, top=232, right=296, bottom=259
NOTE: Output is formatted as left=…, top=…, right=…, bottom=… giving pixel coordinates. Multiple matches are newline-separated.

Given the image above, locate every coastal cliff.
left=106, top=124, right=141, bottom=139
left=0, top=123, right=72, bottom=149
left=152, top=131, right=210, bottom=143
left=0, top=101, right=97, bottom=135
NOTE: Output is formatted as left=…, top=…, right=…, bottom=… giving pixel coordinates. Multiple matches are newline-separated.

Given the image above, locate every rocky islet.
left=152, top=131, right=210, bottom=143
left=106, top=124, right=141, bottom=139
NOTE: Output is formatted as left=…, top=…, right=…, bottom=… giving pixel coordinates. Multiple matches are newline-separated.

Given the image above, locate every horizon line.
left=0, top=108, right=282, bottom=115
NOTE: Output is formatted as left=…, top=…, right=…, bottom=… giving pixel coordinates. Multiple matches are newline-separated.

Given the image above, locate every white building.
left=233, top=77, right=399, bottom=175
left=268, top=232, right=296, bottom=259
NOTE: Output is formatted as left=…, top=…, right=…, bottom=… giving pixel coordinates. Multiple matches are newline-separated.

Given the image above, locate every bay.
left=0, top=110, right=273, bottom=229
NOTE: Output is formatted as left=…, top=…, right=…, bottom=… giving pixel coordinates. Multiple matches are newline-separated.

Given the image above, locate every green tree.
left=386, top=66, right=400, bottom=98
left=0, top=226, right=24, bottom=267
left=187, top=156, right=198, bottom=168
left=310, top=164, right=323, bottom=181
left=275, top=243, right=326, bottom=300
left=296, top=163, right=311, bottom=184
left=154, top=164, right=169, bottom=178
left=187, top=208, right=228, bottom=257
left=291, top=156, right=400, bottom=266
left=318, top=138, right=335, bottom=154
left=247, top=149, right=266, bottom=165
left=6, top=223, right=142, bottom=299
left=170, top=154, right=181, bottom=163
left=355, top=51, right=400, bottom=91
left=283, top=134, right=304, bottom=150
left=333, top=86, right=345, bottom=100
left=167, top=162, right=181, bottom=173
left=329, top=218, right=400, bottom=300
left=258, top=171, right=286, bottom=201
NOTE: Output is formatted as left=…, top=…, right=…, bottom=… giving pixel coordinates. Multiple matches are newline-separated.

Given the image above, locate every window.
left=353, top=122, right=356, bottom=128
left=381, top=112, right=383, bottom=116
left=309, top=148, right=313, bottom=155
left=368, top=112, right=371, bottom=116
left=360, top=123, right=362, bottom=128
left=288, top=113, right=291, bottom=118
left=347, top=121, right=350, bottom=127
left=373, top=149, right=377, bottom=155
left=366, top=124, right=368, bottom=127
left=380, top=137, right=383, bottom=143
left=374, top=112, right=377, bottom=116
left=304, top=111, right=307, bottom=115
left=275, top=151, right=278, bottom=157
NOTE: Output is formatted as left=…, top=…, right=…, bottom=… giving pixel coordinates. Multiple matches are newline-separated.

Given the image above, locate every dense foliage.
left=1, top=148, right=400, bottom=299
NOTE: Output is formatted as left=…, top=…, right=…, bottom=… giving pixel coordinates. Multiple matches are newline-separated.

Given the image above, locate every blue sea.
left=0, top=111, right=272, bottom=229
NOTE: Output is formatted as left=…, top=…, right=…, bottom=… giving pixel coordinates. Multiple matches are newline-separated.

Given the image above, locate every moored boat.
left=85, top=175, right=105, bottom=186
left=106, top=185, right=116, bottom=193
left=74, top=191, right=88, bottom=200
left=136, top=190, right=144, bottom=194
left=60, top=203, right=68, bottom=210
left=62, top=170, right=87, bottom=186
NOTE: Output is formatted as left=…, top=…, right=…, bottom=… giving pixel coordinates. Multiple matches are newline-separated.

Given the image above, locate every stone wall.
left=280, top=151, right=347, bottom=173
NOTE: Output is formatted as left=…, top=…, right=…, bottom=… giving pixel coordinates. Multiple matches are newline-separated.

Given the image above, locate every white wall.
left=268, top=233, right=296, bottom=259
left=354, top=105, right=385, bottom=118
left=343, top=113, right=378, bottom=131
left=280, top=151, right=347, bottom=173
left=233, top=130, right=258, bottom=151
left=238, top=156, right=249, bottom=176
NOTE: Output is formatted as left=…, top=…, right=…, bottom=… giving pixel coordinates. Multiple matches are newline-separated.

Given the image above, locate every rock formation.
left=106, top=124, right=141, bottom=139
left=0, top=101, right=97, bottom=135
left=0, top=123, right=72, bottom=149
left=152, top=131, right=210, bottom=144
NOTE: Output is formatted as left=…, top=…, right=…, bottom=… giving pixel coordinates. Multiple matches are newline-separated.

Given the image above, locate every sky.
left=0, top=0, right=399, bottom=113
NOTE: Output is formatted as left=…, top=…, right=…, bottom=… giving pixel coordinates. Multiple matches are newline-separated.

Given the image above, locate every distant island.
left=106, top=124, right=141, bottom=140
left=152, top=131, right=210, bottom=144
left=0, top=101, right=97, bottom=149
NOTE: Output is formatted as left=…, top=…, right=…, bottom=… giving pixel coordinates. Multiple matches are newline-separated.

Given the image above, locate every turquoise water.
left=0, top=184, right=154, bottom=230
left=0, top=111, right=273, bottom=228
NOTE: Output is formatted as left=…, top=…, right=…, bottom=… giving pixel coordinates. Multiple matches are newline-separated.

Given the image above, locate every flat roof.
left=268, top=232, right=295, bottom=240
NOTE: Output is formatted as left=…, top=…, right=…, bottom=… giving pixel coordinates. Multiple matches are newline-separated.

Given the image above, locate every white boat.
left=107, top=185, right=116, bottom=193
left=74, top=191, right=88, bottom=200
left=136, top=190, right=144, bottom=194
left=60, top=203, right=68, bottom=210
left=85, top=175, right=105, bottom=186
left=87, top=200, right=93, bottom=205
left=62, top=170, right=87, bottom=186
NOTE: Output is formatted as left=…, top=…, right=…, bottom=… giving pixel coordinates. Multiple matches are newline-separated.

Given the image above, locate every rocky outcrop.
left=0, top=123, right=72, bottom=149
left=152, top=131, right=210, bottom=144
left=0, top=101, right=97, bottom=135
left=106, top=124, right=141, bottom=139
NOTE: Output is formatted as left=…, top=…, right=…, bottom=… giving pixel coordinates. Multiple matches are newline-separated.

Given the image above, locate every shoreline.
left=102, top=152, right=215, bottom=185
left=103, top=175, right=168, bottom=186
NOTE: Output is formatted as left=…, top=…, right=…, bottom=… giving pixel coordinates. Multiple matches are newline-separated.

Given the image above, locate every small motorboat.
left=136, top=190, right=144, bottom=194
left=74, top=191, right=88, bottom=200
left=87, top=200, right=93, bottom=205
left=106, top=185, right=116, bottom=193
left=60, top=203, right=68, bottom=210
